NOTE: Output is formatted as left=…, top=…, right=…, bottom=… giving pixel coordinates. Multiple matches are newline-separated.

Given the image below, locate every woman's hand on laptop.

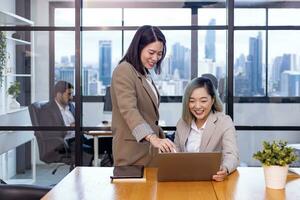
left=146, top=134, right=176, bottom=153
left=212, top=167, right=228, bottom=182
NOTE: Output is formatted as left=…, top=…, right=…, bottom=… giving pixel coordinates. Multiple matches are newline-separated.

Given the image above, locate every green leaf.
left=253, top=140, right=297, bottom=166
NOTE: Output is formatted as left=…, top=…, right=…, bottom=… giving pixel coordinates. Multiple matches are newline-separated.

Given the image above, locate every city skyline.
left=56, top=29, right=300, bottom=97
left=54, top=8, right=300, bottom=97
left=55, top=7, right=300, bottom=65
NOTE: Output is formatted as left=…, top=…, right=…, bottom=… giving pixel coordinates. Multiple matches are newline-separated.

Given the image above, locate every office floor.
left=10, top=152, right=113, bottom=186
left=12, top=164, right=69, bottom=186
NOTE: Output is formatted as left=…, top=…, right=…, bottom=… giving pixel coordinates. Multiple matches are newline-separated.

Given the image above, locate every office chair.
left=28, top=102, right=74, bottom=174
left=201, top=73, right=218, bottom=89
left=0, top=180, right=51, bottom=200
left=201, top=73, right=226, bottom=102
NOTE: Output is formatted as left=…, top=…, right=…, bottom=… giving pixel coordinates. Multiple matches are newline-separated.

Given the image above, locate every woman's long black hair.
left=119, top=25, right=166, bottom=75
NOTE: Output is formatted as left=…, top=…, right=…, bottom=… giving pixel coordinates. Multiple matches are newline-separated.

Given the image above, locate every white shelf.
left=3, top=73, right=31, bottom=77
left=6, top=36, right=31, bottom=45
left=0, top=106, right=27, bottom=116
left=0, top=10, right=33, bottom=26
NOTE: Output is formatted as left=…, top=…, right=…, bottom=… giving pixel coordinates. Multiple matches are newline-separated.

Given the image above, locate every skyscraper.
left=98, top=40, right=112, bottom=86
left=245, top=32, right=263, bottom=95
left=60, top=56, right=69, bottom=65
left=205, top=18, right=216, bottom=62
left=280, top=54, right=292, bottom=74
left=271, top=54, right=293, bottom=94
left=281, top=71, right=300, bottom=96
left=171, top=42, right=190, bottom=79
left=82, top=68, right=89, bottom=95
left=56, top=66, right=74, bottom=86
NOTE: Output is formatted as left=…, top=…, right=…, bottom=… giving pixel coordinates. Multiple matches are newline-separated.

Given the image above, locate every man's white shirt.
left=55, top=100, right=75, bottom=140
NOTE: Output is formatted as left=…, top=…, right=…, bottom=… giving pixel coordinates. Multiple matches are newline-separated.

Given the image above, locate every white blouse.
left=185, top=120, right=207, bottom=152
left=145, top=75, right=158, bottom=104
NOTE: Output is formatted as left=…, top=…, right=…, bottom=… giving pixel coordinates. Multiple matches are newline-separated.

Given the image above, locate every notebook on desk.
left=110, top=165, right=146, bottom=182
left=156, top=152, right=222, bottom=182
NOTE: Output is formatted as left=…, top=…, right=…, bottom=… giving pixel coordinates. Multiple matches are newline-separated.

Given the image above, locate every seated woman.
left=174, top=77, right=239, bottom=181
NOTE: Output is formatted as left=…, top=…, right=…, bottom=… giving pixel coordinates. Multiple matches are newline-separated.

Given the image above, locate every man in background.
left=40, top=81, right=93, bottom=165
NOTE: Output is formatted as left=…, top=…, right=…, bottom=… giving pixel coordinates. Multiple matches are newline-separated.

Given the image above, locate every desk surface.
left=41, top=167, right=216, bottom=200
left=42, top=167, right=300, bottom=200
left=213, top=167, right=300, bottom=200
left=85, top=130, right=112, bottom=136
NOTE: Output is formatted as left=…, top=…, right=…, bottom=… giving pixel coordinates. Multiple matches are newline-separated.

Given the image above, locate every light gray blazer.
left=174, top=111, right=239, bottom=174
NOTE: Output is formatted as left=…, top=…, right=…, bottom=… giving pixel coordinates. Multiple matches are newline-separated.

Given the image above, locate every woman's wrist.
left=146, top=134, right=155, bottom=142
left=222, top=166, right=229, bottom=175
left=148, top=134, right=158, bottom=143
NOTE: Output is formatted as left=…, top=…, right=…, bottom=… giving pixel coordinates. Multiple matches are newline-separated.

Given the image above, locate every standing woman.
left=174, top=77, right=239, bottom=181
left=111, top=25, right=175, bottom=166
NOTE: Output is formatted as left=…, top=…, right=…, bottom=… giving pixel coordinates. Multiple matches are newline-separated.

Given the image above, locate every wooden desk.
left=42, top=167, right=217, bottom=200
left=85, top=124, right=112, bottom=167
left=213, top=167, right=300, bottom=200
left=42, top=167, right=300, bottom=200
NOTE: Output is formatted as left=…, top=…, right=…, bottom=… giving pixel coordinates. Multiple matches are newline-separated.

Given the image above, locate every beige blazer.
left=174, top=111, right=239, bottom=174
left=111, top=61, right=164, bottom=166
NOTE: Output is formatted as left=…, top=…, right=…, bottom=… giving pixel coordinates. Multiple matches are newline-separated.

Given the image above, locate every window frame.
left=50, top=1, right=300, bottom=106
left=2, top=1, right=300, bottom=166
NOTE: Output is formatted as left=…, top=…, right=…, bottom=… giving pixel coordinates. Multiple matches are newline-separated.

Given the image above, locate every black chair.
left=0, top=179, right=51, bottom=200
left=201, top=73, right=226, bottom=102
left=201, top=73, right=218, bottom=89
left=28, top=102, right=74, bottom=174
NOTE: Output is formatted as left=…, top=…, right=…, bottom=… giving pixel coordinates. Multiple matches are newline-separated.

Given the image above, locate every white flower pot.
left=9, top=98, right=20, bottom=109
left=263, top=165, right=289, bottom=189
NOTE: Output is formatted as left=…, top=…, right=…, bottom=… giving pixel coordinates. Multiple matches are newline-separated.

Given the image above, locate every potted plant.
left=253, top=140, right=297, bottom=189
left=0, top=31, right=7, bottom=87
left=7, top=81, right=21, bottom=109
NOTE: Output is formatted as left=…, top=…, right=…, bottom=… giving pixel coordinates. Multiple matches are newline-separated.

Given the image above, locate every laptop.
left=156, top=152, right=222, bottom=182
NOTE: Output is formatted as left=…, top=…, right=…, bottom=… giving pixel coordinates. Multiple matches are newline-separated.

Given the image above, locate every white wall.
left=31, top=0, right=50, bottom=102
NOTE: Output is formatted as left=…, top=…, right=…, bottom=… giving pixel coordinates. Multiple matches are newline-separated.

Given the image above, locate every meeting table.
left=41, top=167, right=300, bottom=200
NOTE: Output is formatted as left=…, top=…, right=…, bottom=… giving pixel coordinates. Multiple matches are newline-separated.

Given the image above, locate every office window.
left=82, top=31, right=122, bottom=95
left=198, top=30, right=227, bottom=102
left=124, top=8, right=191, bottom=26
left=234, top=31, right=266, bottom=97
left=55, top=8, right=75, bottom=26
left=55, top=7, right=121, bottom=27
left=124, top=30, right=191, bottom=96
left=234, top=9, right=266, bottom=26
left=54, top=31, right=75, bottom=91
left=82, top=8, right=122, bottom=26
left=198, top=30, right=227, bottom=77
left=269, top=9, right=300, bottom=26
left=198, top=8, right=226, bottom=26
left=268, top=31, right=300, bottom=97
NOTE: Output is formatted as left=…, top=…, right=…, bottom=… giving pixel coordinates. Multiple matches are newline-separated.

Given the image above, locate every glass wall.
left=1, top=0, right=300, bottom=187
left=0, top=0, right=77, bottom=186
left=233, top=1, right=300, bottom=168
